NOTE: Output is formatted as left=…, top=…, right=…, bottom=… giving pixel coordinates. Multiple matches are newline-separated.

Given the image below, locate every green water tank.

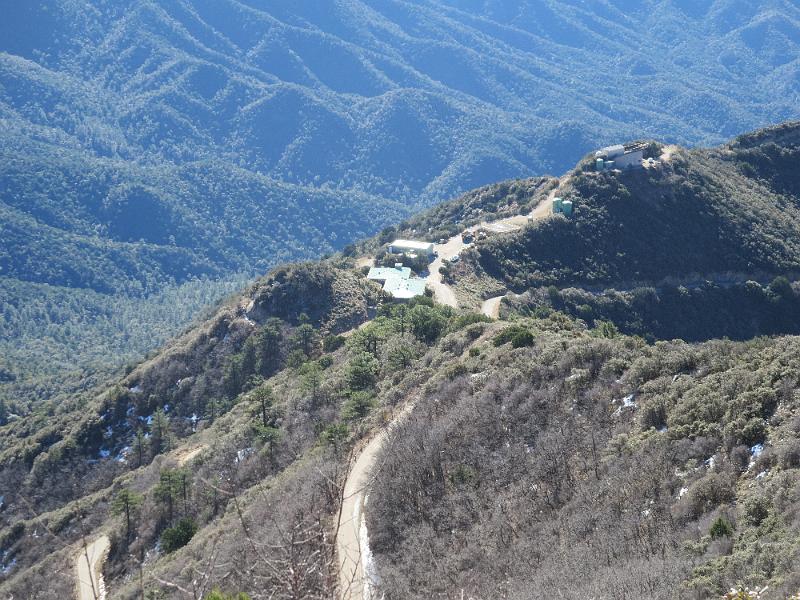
left=561, top=200, right=573, bottom=216
left=596, top=158, right=604, bottom=171
left=552, top=197, right=563, bottom=213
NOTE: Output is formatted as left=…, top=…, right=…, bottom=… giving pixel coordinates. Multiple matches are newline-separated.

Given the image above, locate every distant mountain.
left=2, top=0, right=799, bottom=406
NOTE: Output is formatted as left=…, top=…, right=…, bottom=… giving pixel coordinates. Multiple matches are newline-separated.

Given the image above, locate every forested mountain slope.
left=3, top=123, right=800, bottom=599
left=3, top=0, right=800, bottom=410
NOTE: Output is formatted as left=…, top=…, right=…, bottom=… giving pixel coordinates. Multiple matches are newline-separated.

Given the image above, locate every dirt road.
left=425, top=235, right=465, bottom=308
left=425, top=195, right=553, bottom=309
left=337, top=433, right=384, bottom=600
left=75, top=535, right=110, bottom=600
left=481, top=296, right=503, bottom=319
left=337, top=401, right=416, bottom=600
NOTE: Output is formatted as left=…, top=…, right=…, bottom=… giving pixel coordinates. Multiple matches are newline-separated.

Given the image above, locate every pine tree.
left=112, top=488, right=143, bottom=542
left=132, top=428, right=147, bottom=467
left=256, top=319, right=283, bottom=376
left=150, top=408, right=171, bottom=457
left=0, top=396, right=8, bottom=426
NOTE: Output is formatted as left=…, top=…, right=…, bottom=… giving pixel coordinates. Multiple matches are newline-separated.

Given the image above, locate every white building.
left=388, top=239, right=435, bottom=257
left=595, top=143, right=645, bottom=170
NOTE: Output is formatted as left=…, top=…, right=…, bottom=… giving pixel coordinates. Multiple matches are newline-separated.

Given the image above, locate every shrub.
left=511, top=329, right=535, bottom=348
left=205, top=590, right=252, bottom=600
left=321, top=423, right=349, bottom=447
left=160, top=516, right=197, bottom=553
left=709, top=516, right=733, bottom=539
left=684, top=473, right=735, bottom=519
left=641, top=400, right=667, bottom=431
left=323, top=335, right=346, bottom=352
left=450, top=313, right=491, bottom=331
left=493, top=325, right=534, bottom=347
left=445, top=363, right=469, bottom=380
left=468, top=347, right=481, bottom=357
left=342, top=392, right=376, bottom=421
left=779, top=440, right=800, bottom=469
left=741, top=496, right=770, bottom=527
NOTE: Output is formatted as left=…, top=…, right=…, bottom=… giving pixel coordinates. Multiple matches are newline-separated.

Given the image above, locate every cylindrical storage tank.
left=596, top=158, right=604, bottom=171
left=552, top=197, right=563, bottom=213
left=561, top=200, right=573, bottom=216
left=605, top=160, right=615, bottom=170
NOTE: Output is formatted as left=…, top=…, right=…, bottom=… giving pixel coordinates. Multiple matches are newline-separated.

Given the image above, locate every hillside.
left=453, top=122, right=800, bottom=293
left=3, top=0, right=800, bottom=410
left=2, top=123, right=800, bottom=599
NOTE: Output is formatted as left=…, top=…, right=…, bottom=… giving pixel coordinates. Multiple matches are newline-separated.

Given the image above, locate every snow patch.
left=235, top=447, right=255, bottom=463
left=360, top=494, right=380, bottom=599
left=116, top=447, right=131, bottom=463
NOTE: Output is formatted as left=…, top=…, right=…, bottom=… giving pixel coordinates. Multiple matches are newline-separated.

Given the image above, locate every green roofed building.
left=367, top=264, right=412, bottom=282
left=366, top=263, right=427, bottom=301
left=383, top=277, right=427, bottom=300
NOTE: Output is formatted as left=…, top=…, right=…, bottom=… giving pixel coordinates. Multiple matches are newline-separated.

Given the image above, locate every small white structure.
left=388, top=239, right=435, bottom=257
left=595, top=143, right=645, bottom=171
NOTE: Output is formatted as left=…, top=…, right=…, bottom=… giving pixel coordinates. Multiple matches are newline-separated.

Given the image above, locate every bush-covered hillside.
left=5, top=120, right=800, bottom=597
left=507, top=277, right=800, bottom=343
left=368, top=321, right=800, bottom=599
left=5, top=271, right=800, bottom=598
left=463, top=122, right=800, bottom=291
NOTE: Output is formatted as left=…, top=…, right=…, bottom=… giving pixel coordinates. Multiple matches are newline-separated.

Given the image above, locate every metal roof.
left=367, top=266, right=411, bottom=281
left=383, top=277, right=427, bottom=299
left=389, top=239, right=434, bottom=251
left=595, top=144, right=625, bottom=158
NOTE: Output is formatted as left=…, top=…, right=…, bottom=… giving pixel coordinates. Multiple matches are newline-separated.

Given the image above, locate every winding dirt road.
left=424, top=192, right=554, bottom=310
left=338, top=196, right=560, bottom=599
left=337, top=402, right=414, bottom=600
left=75, top=535, right=109, bottom=600
left=425, top=235, right=464, bottom=308
left=337, top=433, right=384, bottom=600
